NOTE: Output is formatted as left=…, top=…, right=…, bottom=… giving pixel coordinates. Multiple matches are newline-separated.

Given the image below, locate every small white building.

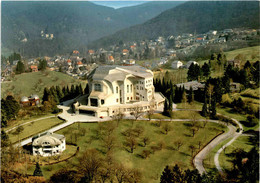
left=171, top=61, right=183, bottom=69
left=32, top=132, right=66, bottom=157
left=186, top=61, right=199, bottom=68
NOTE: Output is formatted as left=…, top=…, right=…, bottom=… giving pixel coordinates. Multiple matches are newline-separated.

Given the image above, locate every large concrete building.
left=75, top=65, right=165, bottom=117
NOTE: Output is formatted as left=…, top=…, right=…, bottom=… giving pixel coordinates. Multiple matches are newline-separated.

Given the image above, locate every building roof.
left=176, top=81, right=205, bottom=91
left=30, top=94, right=39, bottom=100
left=30, top=65, right=38, bottom=69
left=21, top=96, right=29, bottom=102
left=88, top=65, right=153, bottom=82
left=32, top=132, right=64, bottom=147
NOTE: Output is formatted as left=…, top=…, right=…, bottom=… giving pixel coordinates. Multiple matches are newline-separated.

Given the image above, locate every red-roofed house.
left=122, top=49, right=129, bottom=55
left=67, top=59, right=72, bottom=66
left=30, top=65, right=38, bottom=72
left=77, top=61, right=83, bottom=66
left=88, top=50, right=95, bottom=55
left=108, top=55, right=114, bottom=63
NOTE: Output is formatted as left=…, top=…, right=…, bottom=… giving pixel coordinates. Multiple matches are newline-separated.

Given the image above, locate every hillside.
left=1, top=71, right=87, bottom=99
left=1, top=1, right=182, bottom=57
left=90, top=1, right=260, bottom=48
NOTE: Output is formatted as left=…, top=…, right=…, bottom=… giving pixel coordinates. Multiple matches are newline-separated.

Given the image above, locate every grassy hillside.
left=21, top=120, right=225, bottom=181
left=225, top=46, right=260, bottom=62
left=1, top=71, right=87, bottom=99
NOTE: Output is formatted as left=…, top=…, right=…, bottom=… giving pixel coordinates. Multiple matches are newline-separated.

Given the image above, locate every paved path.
left=214, top=117, right=243, bottom=175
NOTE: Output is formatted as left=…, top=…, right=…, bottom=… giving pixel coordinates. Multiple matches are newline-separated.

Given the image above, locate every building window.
left=131, top=97, right=132, bottom=100
left=131, top=84, right=133, bottom=92
left=127, top=85, right=129, bottom=93
left=90, top=98, right=98, bottom=107
left=116, top=99, right=119, bottom=102
left=101, top=100, right=105, bottom=105
left=116, top=86, right=118, bottom=93
left=127, top=97, right=129, bottom=100
left=94, top=84, right=102, bottom=91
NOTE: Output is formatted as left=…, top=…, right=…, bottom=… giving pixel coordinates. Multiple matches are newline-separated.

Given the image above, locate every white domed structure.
left=21, top=96, right=29, bottom=102
left=30, top=94, right=40, bottom=100
left=32, top=132, right=66, bottom=156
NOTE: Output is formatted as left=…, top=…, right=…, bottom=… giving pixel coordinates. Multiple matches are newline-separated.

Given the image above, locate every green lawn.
left=4, top=113, right=55, bottom=131
left=1, top=71, right=87, bottom=99
left=224, top=46, right=260, bottom=63
left=176, top=101, right=203, bottom=110
left=145, top=110, right=205, bottom=120
left=203, top=137, right=233, bottom=173
left=7, top=117, right=64, bottom=143
left=30, top=119, right=227, bottom=182
left=219, top=136, right=255, bottom=171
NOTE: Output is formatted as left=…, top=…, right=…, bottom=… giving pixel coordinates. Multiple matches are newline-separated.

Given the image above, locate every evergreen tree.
left=163, top=100, right=169, bottom=116
left=33, top=162, right=43, bottom=176
left=188, top=86, right=194, bottom=104
left=70, top=85, right=75, bottom=97
left=38, top=59, right=47, bottom=71
left=15, top=60, right=25, bottom=74
left=75, top=85, right=80, bottom=96
left=202, top=62, right=210, bottom=78
left=168, top=95, right=173, bottom=112
left=56, top=86, right=64, bottom=101
left=1, top=130, right=10, bottom=147
left=50, top=86, right=59, bottom=104
left=181, top=88, right=187, bottom=104
left=210, top=97, right=217, bottom=118
left=201, top=97, right=208, bottom=117
left=160, top=166, right=174, bottom=183
left=42, top=87, right=51, bottom=103
left=84, top=84, right=89, bottom=95
left=79, top=84, right=83, bottom=95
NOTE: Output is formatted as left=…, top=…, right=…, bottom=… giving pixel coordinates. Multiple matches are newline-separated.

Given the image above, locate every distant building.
left=122, top=59, right=135, bottom=65
left=171, top=61, right=183, bottom=69
left=20, top=94, right=40, bottom=107
left=186, top=61, right=199, bottom=68
left=32, top=132, right=66, bottom=157
left=176, top=81, right=205, bottom=91
left=228, top=59, right=241, bottom=68
left=30, top=65, right=38, bottom=72
left=122, top=49, right=129, bottom=55
left=88, top=50, right=95, bottom=55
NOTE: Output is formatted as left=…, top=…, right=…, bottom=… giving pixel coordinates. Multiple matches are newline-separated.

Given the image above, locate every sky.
left=91, top=1, right=146, bottom=9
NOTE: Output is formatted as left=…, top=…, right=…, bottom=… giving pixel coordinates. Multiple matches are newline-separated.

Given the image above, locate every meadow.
left=1, top=71, right=87, bottom=99
left=21, top=119, right=227, bottom=182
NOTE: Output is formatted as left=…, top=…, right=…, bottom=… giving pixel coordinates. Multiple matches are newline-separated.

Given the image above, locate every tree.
left=189, top=145, right=196, bottom=157
left=84, top=83, right=89, bottom=95
left=201, top=98, right=208, bottom=117
left=131, top=105, right=143, bottom=121
left=1, top=130, right=10, bottom=148
left=142, top=136, right=150, bottom=147
left=174, top=139, right=183, bottom=151
left=33, top=162, right=43, bottom=176
left=38, top=59, right=47, bottom=71
left=125, top=136, right=137, bottom=153
left=202, top=62, right=210, bottom=78
left=77, top=149, right=103, bottom=182
left=56, top=86, right=64, bottom=101
left=49, top=169, right=78, bottom=183
left=162, top=123, right=172, bottom=135
left=15, top=61, right=25, bottom=74
left=1, top=95, right=20, bottom=123
left=160, top=166, right=174, bottom=183
left=147, top=103, right=155, bottom=121
left=188, top=86, right=194, bottom=104
left=163, top=100, right=169, bottom=116
left=102, top=135, right=116, bottom=153
left=112, top=108, right=124, bottom=127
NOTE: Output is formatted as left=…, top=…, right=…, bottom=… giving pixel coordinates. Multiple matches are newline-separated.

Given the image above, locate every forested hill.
left=1, top=1, right=182, bottom=57
left=89, top=1, right=260, bottom=48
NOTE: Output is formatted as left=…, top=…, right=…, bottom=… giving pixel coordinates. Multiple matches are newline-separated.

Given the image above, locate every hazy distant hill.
left=1, top=1, right=182, bottom=57
left=90, top=1, right=259, bottom=48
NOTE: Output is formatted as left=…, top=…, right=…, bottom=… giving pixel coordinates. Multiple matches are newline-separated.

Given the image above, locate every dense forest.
left=90, top=1, right=259, bottom=48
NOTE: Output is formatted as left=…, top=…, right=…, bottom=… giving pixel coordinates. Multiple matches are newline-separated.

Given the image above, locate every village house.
left=74, top=65, right=165, bottom=117
left=171, top=61, right=183, bottom=69
left=228, top=59, right=241, bottom=68
left=32, top=132, right=66, bottom=157
left=176, top=81, right=205, bottom=91
left=30, top=65, right=38, bottom=72
left=122, top=49, right=129, bottom=56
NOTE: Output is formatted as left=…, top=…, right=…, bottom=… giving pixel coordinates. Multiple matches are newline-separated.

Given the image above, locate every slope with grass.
left=30, top=119, right=226, bottom=182
left=7, top=117, right=64, bottom=143
left=1, top=71, right=87, bottom=99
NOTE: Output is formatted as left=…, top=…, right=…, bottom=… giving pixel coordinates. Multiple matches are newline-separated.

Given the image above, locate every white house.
left=171, top=61, right=183, bottom=69
left=186, top=61, right=199, bottom=68
left=75, top=65, right=165, bottom=117
left=32, top=132, right=66, bottom=157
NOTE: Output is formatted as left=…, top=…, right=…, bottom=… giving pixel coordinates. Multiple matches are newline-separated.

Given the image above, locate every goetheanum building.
left=74, top=65, right=165, bottom=117
left=32, top=132, right=66, bottom=156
